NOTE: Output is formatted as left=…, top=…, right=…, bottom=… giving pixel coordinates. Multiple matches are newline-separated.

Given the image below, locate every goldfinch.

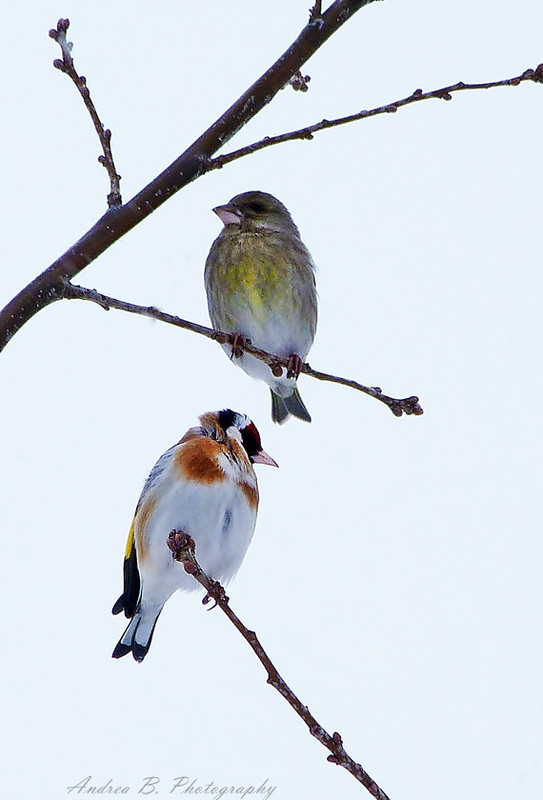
left=204, top=191, right=318, bottom=424
left=112, top=409, right=277, bottom=662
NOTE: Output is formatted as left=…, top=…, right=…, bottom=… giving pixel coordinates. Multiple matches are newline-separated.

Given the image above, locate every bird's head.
left=200, top=409, right=278, bottom=468
left=213, top=191, right=299, bottom=236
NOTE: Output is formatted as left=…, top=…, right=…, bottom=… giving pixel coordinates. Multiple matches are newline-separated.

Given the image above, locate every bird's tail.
left=112, top=604, right=163, bottom=662
left=270, top=387, right=311, bottom=424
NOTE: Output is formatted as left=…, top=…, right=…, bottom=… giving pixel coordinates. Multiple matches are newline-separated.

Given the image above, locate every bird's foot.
left=287, top=353, right=304, bottom=379
left=203, top=580, right=229, bottom=610
left=229, top=332, right=251, bottom=360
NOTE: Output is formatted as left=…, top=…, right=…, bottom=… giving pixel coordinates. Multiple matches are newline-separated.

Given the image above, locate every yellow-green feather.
left=207, top=233, right=312, bottom=327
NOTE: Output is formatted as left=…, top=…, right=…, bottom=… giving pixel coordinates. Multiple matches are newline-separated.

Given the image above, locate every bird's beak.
left=251, top=449, right=279, bottom=468
left=213, top=203, right=243, bottom=227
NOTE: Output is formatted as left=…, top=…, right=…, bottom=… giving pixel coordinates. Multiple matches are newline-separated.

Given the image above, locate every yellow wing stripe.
left=124, top=519, right=135, bottom=561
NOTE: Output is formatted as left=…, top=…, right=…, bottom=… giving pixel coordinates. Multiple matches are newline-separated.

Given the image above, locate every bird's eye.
left=240, top=422, right=262, bottom=459
left=246, top=202, right=266, bottom=214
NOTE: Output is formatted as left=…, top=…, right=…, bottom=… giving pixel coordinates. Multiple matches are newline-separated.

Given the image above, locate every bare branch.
left=49, top=18, right=122, bottom=207
left=63, top=282, right=423, bottom=417
left=208, top=65, right=543, bottom=170
left=167, top=530, right=392, bottom=800
left=0, top=0, right=378, bottom=353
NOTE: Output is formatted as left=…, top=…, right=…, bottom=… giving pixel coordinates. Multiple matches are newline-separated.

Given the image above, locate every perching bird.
left=204, top=191, right=318, bottom=424
left=112, top=409, right=277, bottom=662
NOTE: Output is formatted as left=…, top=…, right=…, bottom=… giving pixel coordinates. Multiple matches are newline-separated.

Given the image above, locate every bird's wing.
left=111, top=517, right=141, bottom=618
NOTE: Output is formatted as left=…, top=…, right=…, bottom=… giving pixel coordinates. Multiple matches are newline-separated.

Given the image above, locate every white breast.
left=136, top=472, right=258, bottom=607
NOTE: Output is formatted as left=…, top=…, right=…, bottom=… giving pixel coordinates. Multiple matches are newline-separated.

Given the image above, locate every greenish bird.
left=204, top=191, right=318, bottom=424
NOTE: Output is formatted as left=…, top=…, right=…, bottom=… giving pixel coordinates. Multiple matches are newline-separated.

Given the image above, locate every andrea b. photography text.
left=66, top=775, right=278, bottom=797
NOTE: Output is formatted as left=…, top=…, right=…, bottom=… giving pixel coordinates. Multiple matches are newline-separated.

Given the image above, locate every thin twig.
left=207, top=65, right=543, bottom=171
left=309, top=0, right=323, bottom=22
left=63, top=282, right=423, bottom=417
left=167, top=531, right=392, bottom=800
left=49, top=18, right=122, bottom=207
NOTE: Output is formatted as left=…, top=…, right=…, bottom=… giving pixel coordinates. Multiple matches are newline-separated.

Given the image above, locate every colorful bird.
left=112, top=409, right=277, bottom=662
left=205, top=191, right=318, bottom=424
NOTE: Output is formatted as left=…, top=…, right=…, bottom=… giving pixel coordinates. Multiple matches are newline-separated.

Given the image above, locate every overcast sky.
left=1, top=2, right=542, bottom=799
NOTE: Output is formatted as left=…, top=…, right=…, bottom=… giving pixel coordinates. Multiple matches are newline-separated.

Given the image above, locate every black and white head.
left=201, top=409, right=278, bottom=467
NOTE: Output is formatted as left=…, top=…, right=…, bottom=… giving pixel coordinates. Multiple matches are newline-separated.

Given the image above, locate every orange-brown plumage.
left=175, top=437, right=227, bottom=484
left=240, top=482, right=259, bottom=511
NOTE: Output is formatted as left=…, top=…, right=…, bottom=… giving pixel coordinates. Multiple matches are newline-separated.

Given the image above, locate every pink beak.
left=213, top=203, right=243, bottom=227
left=251, top=449, right=279, bottom=468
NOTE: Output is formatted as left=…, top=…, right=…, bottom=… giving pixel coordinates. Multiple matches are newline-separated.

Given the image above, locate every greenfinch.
left=204, top=191, right=318, bottom=424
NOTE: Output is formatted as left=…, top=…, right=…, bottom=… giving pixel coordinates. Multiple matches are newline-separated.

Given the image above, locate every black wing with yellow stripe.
left=111, top=520, right=141, bottom=619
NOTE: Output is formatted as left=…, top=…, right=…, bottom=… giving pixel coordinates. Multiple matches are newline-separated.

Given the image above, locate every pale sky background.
left=1, top=2, right=542, bottom=799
